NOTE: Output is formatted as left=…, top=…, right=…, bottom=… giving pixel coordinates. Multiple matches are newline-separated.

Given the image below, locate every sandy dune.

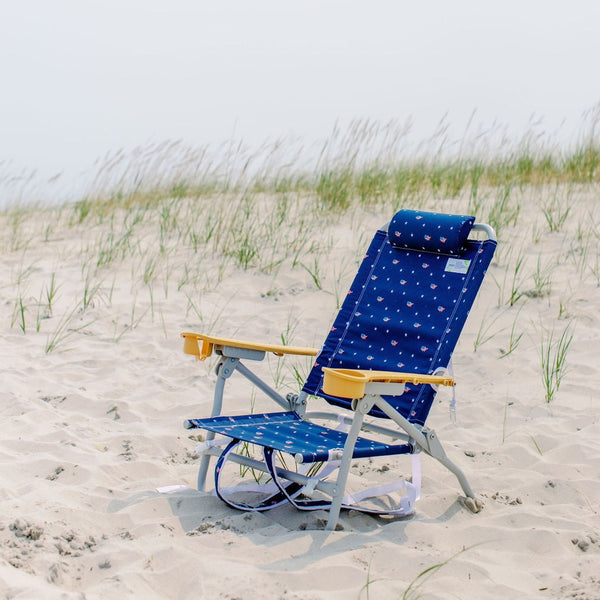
left=1, top=186, right=598, bottom=599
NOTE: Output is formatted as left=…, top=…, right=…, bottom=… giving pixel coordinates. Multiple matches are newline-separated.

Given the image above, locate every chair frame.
left=181, top=221, right=496, bottom=529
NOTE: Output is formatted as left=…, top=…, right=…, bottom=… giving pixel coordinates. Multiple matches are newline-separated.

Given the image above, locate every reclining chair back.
left=302, top=209, right=497, bottom=426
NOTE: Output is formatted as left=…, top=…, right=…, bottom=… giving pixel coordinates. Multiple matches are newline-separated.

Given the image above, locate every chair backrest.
left=302, top=209, right=497, bottom=426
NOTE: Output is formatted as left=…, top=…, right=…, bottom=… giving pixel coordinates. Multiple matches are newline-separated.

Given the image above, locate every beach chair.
left=181, top=209, right=496, bottom=530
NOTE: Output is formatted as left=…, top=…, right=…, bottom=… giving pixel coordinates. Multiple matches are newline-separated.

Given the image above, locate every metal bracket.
left=215, top=345, right=267, bottom=361
left=215, top=357, right=238, bottom=379
left=351, top=395, right=376, bottom=414
left=286, top=392, right=307, bottom=415
left=421, top=428, right=448, bottom=461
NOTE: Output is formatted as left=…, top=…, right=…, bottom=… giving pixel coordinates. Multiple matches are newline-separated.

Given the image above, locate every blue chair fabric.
left=388, top=209, right=475, bottom=255
left=186, top=412, right=411, bottom=463
left=302, top=211, right=496, bottom=425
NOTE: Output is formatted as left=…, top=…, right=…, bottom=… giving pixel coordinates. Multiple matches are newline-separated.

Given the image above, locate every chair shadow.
left=261, top=499, right=466, bottom=571
left=108, top=486, right=467, bottom=571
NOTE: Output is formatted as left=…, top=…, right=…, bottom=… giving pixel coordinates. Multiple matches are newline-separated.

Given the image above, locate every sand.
left=0, top=187, right=598, bottom=599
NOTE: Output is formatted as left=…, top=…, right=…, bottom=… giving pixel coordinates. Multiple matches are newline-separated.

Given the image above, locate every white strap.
left=302, top=477, right=319, bottom=497
left=336, top=413, right=351, bottom=432
left=411, top=453, right=421, bottom=500
left=300, top=461, right=340, bottom=497
left=216, top=480, right=281, bottom=496
left=341, top=454, right=422, bottom=516
left=447, top=358, right=457, bottom=424
left=156, top=484, right=193, bottom=494
left=342, top=478, right=407, bottom=504
left=194, top=436, right=233, bottom=456
left=432, top=360, right=457, bottom=424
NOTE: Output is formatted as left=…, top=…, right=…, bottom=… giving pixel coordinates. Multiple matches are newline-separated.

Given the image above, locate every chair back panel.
left=302, top=212, right=496, bottom=425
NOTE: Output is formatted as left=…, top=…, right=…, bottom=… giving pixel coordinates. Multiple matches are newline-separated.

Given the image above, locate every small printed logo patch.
left=445, top=258, right=471, bottom=274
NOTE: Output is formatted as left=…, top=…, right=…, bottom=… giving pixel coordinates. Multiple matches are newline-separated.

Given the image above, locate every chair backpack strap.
left=263, top=448, right=420, bottom=517
left=214, top=439, right=303, bottom=511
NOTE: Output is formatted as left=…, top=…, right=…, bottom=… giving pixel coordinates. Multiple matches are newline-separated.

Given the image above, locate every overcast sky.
left=1, top=1, right=599, bottom=201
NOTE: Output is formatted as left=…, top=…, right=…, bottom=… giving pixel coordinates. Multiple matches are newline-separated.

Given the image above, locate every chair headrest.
left=388, top=209, right=475, bottom=255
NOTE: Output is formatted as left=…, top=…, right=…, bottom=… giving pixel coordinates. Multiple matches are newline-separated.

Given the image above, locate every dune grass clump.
left=540, top=323, right=574, bottom=403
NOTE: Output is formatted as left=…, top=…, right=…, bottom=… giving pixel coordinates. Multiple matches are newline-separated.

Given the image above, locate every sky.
left=1, top=0, right=600, bottom=202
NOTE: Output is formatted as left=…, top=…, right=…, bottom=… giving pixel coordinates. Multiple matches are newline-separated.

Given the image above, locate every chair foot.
left=462, top=496, right=484, bottom=513
left=322, top=518, right=345, bottom=532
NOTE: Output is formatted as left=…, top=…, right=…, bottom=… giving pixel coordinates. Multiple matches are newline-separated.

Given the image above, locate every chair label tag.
left=445, top=258, right=471, bottom=274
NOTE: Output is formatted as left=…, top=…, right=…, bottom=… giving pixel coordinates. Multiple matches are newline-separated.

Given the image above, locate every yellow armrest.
left=181, top=332, right=319, bottom=361
left=322, top=367, right=454, bottom=399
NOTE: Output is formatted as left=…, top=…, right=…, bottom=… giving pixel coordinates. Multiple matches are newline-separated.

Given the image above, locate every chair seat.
left=186, top=411, right=412, bottom=463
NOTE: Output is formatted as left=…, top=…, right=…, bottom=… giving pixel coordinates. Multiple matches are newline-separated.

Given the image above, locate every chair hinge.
left=286, top=393, right=306, bottom=413
left=421, top=428, right=448, bottom=461
left=216, top=357, right=238, bottom=379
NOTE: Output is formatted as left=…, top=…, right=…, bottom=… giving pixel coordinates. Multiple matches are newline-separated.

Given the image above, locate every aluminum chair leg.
left=196, top=359, right=233, bottom=491
left=325, top=401, right=370, bottom=531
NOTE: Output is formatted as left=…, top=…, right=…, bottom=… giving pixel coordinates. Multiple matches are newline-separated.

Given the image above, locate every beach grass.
left=1, top=120, right=598, bottom=399
left=540, top=322, right=574, bottom=403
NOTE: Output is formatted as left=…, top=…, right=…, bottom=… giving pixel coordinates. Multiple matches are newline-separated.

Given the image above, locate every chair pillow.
left=388, top=209, right=475, bottom=255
